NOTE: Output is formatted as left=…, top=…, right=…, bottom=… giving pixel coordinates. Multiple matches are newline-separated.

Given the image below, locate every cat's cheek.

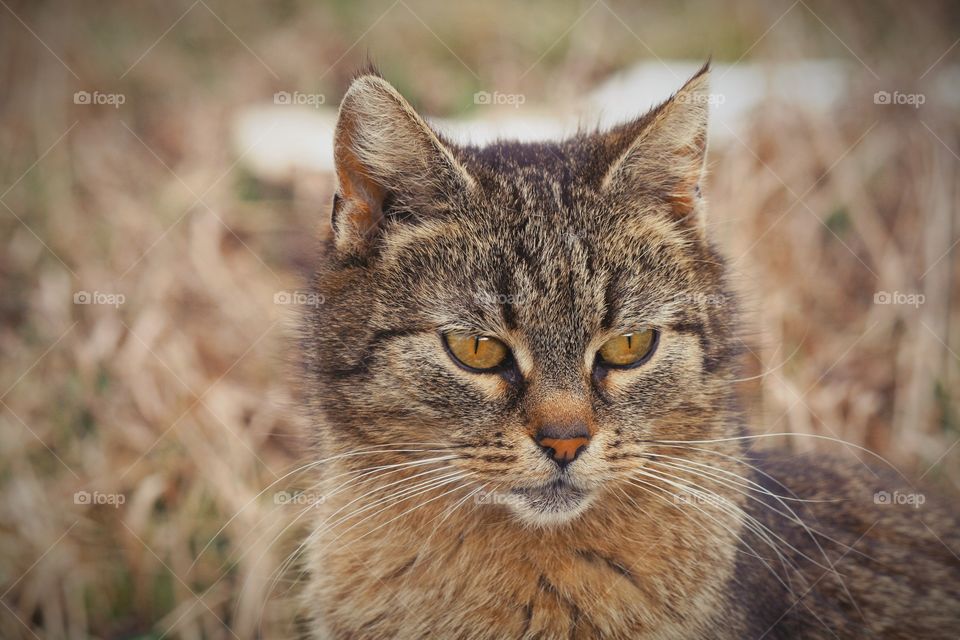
left=594, top=355, right=667, bottom=399
left=597, top=368, right=646, bottom=398
left=379, top=334, right=504, bottom=402
left=437, top=357, right=514, bottom=401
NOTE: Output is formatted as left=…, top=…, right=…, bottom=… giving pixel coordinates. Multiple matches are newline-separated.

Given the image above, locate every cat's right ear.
left=331, top=75, right=475, bottom=254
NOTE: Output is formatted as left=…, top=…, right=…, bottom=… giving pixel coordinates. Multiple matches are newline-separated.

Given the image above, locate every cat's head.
left=305, top=64, right=741, bottom=527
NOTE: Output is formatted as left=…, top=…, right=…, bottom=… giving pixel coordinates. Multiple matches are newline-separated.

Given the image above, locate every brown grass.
left=1, top=1, right=958, bottom=637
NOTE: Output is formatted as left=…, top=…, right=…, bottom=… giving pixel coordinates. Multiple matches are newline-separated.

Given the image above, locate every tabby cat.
left=299, top=64, right=960, bottom=638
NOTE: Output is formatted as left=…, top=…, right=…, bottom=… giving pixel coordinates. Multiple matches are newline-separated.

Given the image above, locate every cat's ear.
left=331, top=74, right=475, bottom=253
left=601, top=63, right=711, bottom=230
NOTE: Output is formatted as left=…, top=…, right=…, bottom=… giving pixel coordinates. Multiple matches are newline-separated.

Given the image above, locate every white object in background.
left=232, top=60, right=955, bottom=180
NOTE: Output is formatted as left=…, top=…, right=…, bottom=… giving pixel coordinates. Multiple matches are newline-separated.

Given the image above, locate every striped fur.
left=299, top=66, right=960, bottom=638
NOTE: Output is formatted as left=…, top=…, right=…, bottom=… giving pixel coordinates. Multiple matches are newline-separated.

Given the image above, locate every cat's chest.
left=305, top=501, right=733, bottom=639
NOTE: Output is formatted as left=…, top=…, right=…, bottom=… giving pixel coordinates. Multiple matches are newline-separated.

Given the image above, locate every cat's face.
left=306, top=66, right=739, bottom=526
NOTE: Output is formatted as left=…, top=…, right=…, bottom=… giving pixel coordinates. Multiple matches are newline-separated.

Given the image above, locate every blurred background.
left=1, top=0, right=958, bottom=637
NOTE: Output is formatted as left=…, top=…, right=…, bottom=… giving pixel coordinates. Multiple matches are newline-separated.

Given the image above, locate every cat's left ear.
left=600, top=63, right=711, bottom=230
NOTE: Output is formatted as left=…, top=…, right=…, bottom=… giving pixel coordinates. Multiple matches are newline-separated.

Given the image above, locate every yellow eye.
left=597, top=329, right=659, bottom=368
left=443, top=333, right=510, bottom=371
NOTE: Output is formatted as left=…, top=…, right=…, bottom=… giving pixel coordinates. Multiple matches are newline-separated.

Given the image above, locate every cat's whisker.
left=237, top=457, right=461, bottom=613
left=649, top=474, right=784, bottom=560
left=724, top=338, right=806, bottom=384
left=640, top=451, right=826, bottom=503
left=372, top=483, right=488, bottom=604
left=262, top=469, right=470, bottom=612
left=266, top=465, right=464, bottom=597
left=633, top=464, right=824, bottom=575
left=624, top=474, right=802, bottom=599
left=643, top=444, right=836, bottom=504
left=285, top=454, right=460, bottom=519
left=641, top=455, right=840, bottom=556
left=398, top=483, right=490, bottom=584
left=642, top=451, right=869, bottom=561
left=626, top=470, right=775, bottom=565
left=628, top=471, right=809, bottom=599
left=608, top=487, right=665, bottom=547
left=654, top=478, right=843, bottom=608
left=614, top=444, right=845, bottom=578
left=427, top=482, right=487, bottom=531
left=190, top=447, right=458, bottom=572
left=629, top=464, right=811, bottom=585
left=314, top=468, right=466, bottom=535
left=644, top=434, right=906, bottom=482
left=314, top=473, right=477, bottom=556
left=644, top=443, right=883, bottom=571
left=641, top=456, right=815, bottom=523
left=295, top=469, right=459, bottom=569
left=641, top=458, right=856, bottom=600
left=214, top=454, right=459, bottom=582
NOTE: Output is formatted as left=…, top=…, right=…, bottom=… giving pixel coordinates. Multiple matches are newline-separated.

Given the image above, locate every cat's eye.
left=443, top=333, right=510, bottom=371
left=596, top=329, right=659, bottom=368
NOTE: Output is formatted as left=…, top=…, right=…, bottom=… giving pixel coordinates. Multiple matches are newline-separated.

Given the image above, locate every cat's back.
left=731, top=450, right=960, bottom=639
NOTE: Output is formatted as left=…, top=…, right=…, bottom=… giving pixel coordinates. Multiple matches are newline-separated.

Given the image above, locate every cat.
left=297, top=63, right=960, bottom=639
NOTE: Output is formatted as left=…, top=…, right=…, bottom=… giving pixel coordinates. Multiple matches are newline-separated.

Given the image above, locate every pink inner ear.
left=666, top=190, right=696, bottom=219
left=337, top=151, right=386, bottom=231
left=333, top=109, right=391, bottom=249
left=657, top=125, right=708, bottom=220
left=663, top=175, right=701, bottom=221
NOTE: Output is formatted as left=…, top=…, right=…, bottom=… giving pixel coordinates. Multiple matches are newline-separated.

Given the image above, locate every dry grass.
left=1, top=1, right=958, bottom=638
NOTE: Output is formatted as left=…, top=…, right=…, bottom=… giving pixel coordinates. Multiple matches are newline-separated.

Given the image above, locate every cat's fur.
left=299, top=64, right=960, bottom=638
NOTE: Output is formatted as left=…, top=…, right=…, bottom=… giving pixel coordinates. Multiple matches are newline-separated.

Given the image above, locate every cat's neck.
left=306, top=459, right=745, bottom=637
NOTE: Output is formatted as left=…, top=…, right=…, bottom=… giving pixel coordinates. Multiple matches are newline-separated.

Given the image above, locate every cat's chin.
left=504, top=480, right=596, bottom=527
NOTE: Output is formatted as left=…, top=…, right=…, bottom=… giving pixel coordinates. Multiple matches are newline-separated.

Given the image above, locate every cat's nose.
left=534, top=423, right=591, bottom=469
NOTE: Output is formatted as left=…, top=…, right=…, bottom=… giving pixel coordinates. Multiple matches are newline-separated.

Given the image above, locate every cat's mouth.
left=506, top=478, right=594, bottom=525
